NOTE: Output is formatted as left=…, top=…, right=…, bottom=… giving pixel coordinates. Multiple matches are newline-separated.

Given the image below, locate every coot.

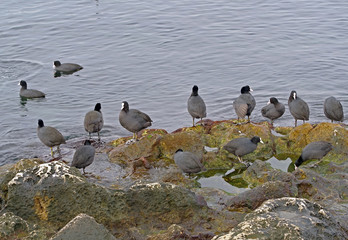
left=324, top=96, right=344, bottom=123
left=288, top=90, right=309, bottom=127
left=37, top=119, right=66, bottom=157
left=18, top=80, right=45, bottom=98
left=295, top=141, right=332, bottom=168
left=71, top=140, right=95, bottom=174
left=187, top=85, right=206, bottom=126
left=84, top=103, right=104, bottom=141
left=119, top=101, right=152, bottom=139
left=233, top=85, right=256, bottom=122
left=174, top=149, right=205, bottom=173
left=261, top=97, right=285, bottom=124
left=223, top=136, right=262, bottom=165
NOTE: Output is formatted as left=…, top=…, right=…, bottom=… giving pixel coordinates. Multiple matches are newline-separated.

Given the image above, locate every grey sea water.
left=1, top=0, right=348, bottom=165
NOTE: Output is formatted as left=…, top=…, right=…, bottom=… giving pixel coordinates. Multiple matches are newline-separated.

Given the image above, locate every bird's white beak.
left=17, top=82, right=20, bottom=85
left=293, top=92, right=297, bottom=99
left=121, top=102, right=124, bottom=110
left=260, top=138, right=264, bottom=144
left=250, top=88, right=254, bottom=92
left=267, top=100, right=271, bottom=105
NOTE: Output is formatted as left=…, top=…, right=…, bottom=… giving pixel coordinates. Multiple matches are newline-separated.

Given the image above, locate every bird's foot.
left=126, top=139, right=137, bottom=145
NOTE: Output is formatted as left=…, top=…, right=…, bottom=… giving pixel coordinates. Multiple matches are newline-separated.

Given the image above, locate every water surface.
left=1, top=0, right=348, bottom=165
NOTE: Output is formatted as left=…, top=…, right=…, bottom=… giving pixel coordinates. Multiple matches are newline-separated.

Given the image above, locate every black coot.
left=233, top=85, right=256, bottom=122
left=261, top=97, right=285, bottom=124
left=71, top=140, right=95, bottom=174
left=324, top=96, right=344, bottom=123
left=37, top=119, right=66, bottom=157
left=53, top=60, right=83, bottom=73
left=295, top=141, right=332, bottom=168
left=173, top=149, right=205, bottom=173
left=223, top=136, right=262, bottom=165
left=187, top=85, right=206, bottom=126
left=84, top=103, right=104, bottom=141
left=119, top=101, right=152, bottom=139
left=18, top=80, right=45, bottom=98
left=288, top=90, right=309, bottom=127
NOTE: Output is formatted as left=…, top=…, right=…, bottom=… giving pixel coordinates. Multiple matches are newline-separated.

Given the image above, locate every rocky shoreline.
left=0, top=120, right=347, bottom=239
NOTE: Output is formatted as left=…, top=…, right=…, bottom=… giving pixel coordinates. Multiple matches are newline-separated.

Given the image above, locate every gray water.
left=1, top=0, right=348, bottom=165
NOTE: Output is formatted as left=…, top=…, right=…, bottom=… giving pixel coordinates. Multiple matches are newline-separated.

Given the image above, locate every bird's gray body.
left=223, top=137, right=258, bottom=157
left=324, top=96, right=344, bottom=122
left=295, top=141, right=332, bottom=167
left=84, top=110, right=103, bottom=133
left=37, top=126, right=66, bottom=148
left=19, top=80, right=45, bottom=98
left=71, top=143, right=95, bottom=171
left=174, top=150, right=205, bottom=173
left=53, top=61, right=83, bottom=73
left=288, top=91, right=309, bottom=126
left=233, top=86, right=256, bottom=120
left=119, top=102, right=152, bottom=135
left=261, top=98, right=285, bottom=123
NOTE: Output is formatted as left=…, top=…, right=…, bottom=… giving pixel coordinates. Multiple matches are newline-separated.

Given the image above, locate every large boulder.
left=214, top=197, right=348, bottom=240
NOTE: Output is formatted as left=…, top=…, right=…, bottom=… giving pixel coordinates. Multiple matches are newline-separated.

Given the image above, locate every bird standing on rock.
left=288, top=90, right=309, bottom=127
left=187, top=85, right=206, bottom=126
left=324, top=96, right=344, bottom=123
left=84, top=103, right=104, bottom=141
left=223, top=136, right=263, bottom=166
left=119, top=101, right=152, bottom=140
left=71, top=140, right=95, bottom=174
left=37, top=119, right=66, bottom=157
left=261, top=97, right=285, bottom=124
left=173, top=149, right=206, bottom=174
left=233, top=85, right=256, bottom=122
left=295, top=141, right=332, bottom=168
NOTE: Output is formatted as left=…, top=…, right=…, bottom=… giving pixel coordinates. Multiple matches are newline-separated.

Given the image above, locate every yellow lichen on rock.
left=34, top=195, right=53, bottom=221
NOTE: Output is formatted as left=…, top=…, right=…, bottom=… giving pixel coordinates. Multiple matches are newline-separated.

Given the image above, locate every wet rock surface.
left=0, top=121, right=347, bottom=239
left=213, top=197, right=348, bottom=240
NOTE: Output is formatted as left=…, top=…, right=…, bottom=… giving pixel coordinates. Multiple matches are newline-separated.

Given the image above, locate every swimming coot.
left=18, top=80, right=45, bottom=98
left=187, top=85, right=207, bottom=126
left=173, top=149, right=206, bottom=173
left=37, top=119, right=66, bottom=157
left=324, top=96, right=344, bottom=123
left=119, top=101, right=152, bottom=140
left=223, top=136, right=262, bottom=165
left=288, top=90, right=309, bottom=127
left=233, top=85, right=256, bottom=122
left=261, top=97, right=285, bottom=124
left=295, top=141, right=332, bottom=168
left=84, top=103, right=104, bottom=141
left=71, top=140, right=95, bottom=174
left=53, top=60, right=83, bottom=73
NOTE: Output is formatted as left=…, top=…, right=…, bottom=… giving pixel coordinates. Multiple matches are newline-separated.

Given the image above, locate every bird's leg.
left=295, top=119, right=297, bottom=127
left=303, top=120, right=305, bottom=124
left=83, top=168, right=86, bottom=174
left=89, top=132, right=91, bottom=139
left=247, top=116, right=250, bottom=123
left=50, top=147, right=54, bottom=157
left=97, top=132, right=101, bottom=142
left=192, top=118, right=195, bottom=127
left=57, top=145, right=62, bottom=156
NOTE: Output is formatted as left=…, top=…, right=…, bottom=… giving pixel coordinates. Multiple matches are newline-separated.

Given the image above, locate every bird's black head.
left=269, top=97, right=279, bottom=104
left=94, top=103, right=101, bottom=112
left=251, top=136, right=261, bottom=144
left=289, top=90, right=297, bottom=101
left=241, top=85, right=252, bottom=94
left=295, top=155, right=303, bottom=167
left=84, top=140, right=92, bottom=145
left=38, top=119, right=44, bottom=128
left=121, top=101, right=129, bottom=112
left=53, top=61, right=61, bottom=67
left=19, top=80, right=27, bottom=89
left=191, top=85, right=199, bottom=96
left=175, top=149, right=183, bottom=153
